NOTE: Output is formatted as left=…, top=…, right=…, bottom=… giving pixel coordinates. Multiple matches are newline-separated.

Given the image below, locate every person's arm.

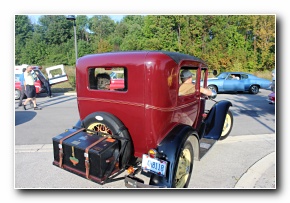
left=200, top=87, right=217, bottom=98
left=200, top=87, right=212, bottom=96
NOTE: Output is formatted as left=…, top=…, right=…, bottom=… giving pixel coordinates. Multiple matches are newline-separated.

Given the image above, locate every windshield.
left=216, top=72, right=229, bottom=79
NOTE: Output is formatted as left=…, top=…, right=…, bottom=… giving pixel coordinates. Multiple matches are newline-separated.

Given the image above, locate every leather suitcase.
left=52, top=128, right=120, bottom=184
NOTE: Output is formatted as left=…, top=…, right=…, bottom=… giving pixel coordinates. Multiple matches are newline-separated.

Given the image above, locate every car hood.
left=199, top=77, right=218, bottom=83
left=207, top=78, right=219, bottom=80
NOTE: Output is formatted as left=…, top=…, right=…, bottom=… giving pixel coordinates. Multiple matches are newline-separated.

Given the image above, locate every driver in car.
left=179, top=69, right=216, bottom=97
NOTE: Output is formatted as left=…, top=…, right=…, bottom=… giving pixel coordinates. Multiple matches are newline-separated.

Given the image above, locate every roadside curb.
left=234, top=151, right=276, bottom=188
left=52, top=92, right=76, bottom=96
left=63, top=92, right=76, bottom=96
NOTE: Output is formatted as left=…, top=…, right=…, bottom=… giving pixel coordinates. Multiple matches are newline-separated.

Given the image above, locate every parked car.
left=15, top=64, right=68, bottom=100
left=109, top=70, right=125, bottom=90
left=267, top=92, right=275, bottom=104
left=15, top=65, right=46, bottom=100
left=52, top=51, right=233, bottom=188
left=201, top=71, right=272, bottom=94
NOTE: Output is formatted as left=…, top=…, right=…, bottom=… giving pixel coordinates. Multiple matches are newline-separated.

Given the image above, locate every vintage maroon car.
left=52, top=51, right=233, bottom=188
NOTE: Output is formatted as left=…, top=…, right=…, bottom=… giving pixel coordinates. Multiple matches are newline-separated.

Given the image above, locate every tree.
left=120, top=15, right=145, bottom=50
left=15, top=15, right=275, bottom=74
left=38, top=15, right=72, bottom=45
left=15, top=15, right=33, bottom=64
left=89, top=15, right=116, bottom=40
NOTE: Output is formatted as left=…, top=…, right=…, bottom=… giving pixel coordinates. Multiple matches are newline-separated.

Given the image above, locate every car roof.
left=222, top=71, right=254, bottom=75
left=159, top=51, right=206, bottom=64
left=78, top=50, right=207, bottom=66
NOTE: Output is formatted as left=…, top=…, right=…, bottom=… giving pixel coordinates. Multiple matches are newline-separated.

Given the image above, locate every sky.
left=29, top=14, right=125, bottom=24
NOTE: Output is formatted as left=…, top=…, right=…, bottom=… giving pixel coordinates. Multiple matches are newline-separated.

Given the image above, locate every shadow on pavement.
left=15, top=111, right=37, bottom=126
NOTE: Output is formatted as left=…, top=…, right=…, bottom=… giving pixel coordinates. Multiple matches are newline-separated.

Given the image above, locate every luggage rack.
left=53, top=126, right=132, bottom=185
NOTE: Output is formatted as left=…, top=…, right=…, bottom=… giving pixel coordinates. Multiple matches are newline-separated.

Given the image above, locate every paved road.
left=15, top=133, right=275, bottom=189
left=14, top=89, right=276, bottom=189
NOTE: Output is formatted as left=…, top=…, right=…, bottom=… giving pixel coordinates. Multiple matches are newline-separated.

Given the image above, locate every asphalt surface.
left=13, top=91, right=276, bottom=189
left=14, top=133, right=275, bottom=189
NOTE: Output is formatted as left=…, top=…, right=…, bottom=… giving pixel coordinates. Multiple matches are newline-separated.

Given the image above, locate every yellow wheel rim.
left=87, top=122, right=112, bottom=136
left=221, top=113, right=232, bottom=137
left=175, top=148, right=191, bottom=188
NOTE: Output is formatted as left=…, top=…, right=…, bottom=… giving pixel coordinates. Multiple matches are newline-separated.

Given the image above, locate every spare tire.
left=82, top=112, right=133, bottom=169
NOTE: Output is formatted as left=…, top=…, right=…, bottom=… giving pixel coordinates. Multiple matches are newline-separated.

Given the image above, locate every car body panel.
left=201, top=71, right=271, bottom=93
left=46, top=64, right=68, bottom=85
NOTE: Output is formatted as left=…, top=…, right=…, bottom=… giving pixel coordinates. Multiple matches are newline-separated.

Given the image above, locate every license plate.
left=141, top=154, right=167, bottom=177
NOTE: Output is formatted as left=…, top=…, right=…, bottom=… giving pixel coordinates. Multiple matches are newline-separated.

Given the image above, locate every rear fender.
left=149, top=124, right=199, bottom=187
left=201, top=100, right=232, bottom=140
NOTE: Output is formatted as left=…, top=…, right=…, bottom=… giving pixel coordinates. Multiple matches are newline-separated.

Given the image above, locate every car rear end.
left=267, top=92, right=275, bottom=104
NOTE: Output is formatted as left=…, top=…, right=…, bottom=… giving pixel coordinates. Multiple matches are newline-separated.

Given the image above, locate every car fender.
left=207, top=80, right=224, bottom=92
left=149, top=124, right=199, bottom=187
left=202, top=100, right=232, bottom=140
left=73, top=119, right=83, bottom=128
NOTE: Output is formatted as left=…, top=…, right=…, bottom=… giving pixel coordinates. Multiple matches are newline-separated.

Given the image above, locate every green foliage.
left=68, top=75, right=76, bottom=90
left=15, top=14, right=275, bottom=74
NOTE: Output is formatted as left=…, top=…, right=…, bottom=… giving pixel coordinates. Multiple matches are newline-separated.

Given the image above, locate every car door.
left=46, top=64, right=68, bottom=85
left=177, top=67, right=200, bottom=127
left=223, top=73, right=244, bottom=91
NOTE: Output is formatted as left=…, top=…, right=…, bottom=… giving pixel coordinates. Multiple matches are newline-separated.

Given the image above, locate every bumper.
left=124, top=175, right=167, bottom=188
left=267, top=99, right=275, bottom=104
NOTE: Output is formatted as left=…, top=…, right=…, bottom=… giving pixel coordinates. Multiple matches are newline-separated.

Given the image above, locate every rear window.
left=88, top=67, right=127, bottom=91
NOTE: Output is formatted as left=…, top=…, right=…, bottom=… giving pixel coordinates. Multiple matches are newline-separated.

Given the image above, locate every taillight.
left=148, top=149, right=158, bottom=158
left=126, top=166, right=134, bottom=174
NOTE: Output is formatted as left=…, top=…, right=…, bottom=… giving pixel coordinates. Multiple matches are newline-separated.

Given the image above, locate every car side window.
left=218, top=73, right=228, bottom=79
left=240, top=74, right=248, bottom=80
left=88, top=67, right=127, bottom=91
left=226, top=74, right=233, bottom=80
left=230, top=74, right=240, bottom=80
left=178, top=68, right=198, bottom=96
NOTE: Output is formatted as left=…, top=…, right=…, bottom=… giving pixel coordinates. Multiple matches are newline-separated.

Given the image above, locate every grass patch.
left=254, top=71, right=272, bottom=80
left=51, top=82, right=74, bottom=93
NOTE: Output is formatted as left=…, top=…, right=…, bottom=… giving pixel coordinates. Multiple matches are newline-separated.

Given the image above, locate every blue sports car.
left=201, top=72, right=271, bottom=94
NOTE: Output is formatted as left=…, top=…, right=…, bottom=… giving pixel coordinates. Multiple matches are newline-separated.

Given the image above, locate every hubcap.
left=252, top=86, right=258, bottom=94
left=221, top=113, right=231, bottom=137
left=87, top=122, right=112, bottom=135
left=175, top=148, right=191, bottom=188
